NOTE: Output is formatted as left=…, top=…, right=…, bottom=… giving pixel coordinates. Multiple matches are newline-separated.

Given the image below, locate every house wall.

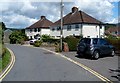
left=41, top=28, right=50, bottom=35
left=25, top=28, right=50, bottom=39
left=50, top=24, right=105, bottom=38
left=50, top=24, right=82, bottom=38
left=25, top=29, right=41, bottom=39
left=63, top=24, right=82, bottom=37
left=82, top=24, right=105, bottom=38
left=50, top=26, right=60, bottom=38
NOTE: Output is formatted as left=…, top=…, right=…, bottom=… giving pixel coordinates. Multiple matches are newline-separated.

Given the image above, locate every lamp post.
left=60, top=0, right=63, bottom=51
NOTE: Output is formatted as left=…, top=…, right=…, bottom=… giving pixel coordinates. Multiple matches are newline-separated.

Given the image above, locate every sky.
left=0, top=0, right=119, bottom=29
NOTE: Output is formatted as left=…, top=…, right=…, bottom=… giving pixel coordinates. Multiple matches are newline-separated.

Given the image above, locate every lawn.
left=0, top=48, right=11, bottom=72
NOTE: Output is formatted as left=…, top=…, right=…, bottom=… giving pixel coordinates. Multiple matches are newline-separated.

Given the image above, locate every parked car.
left=77, top=38, right=115, bottom=59
left=29, top=37, right=40, bottom=45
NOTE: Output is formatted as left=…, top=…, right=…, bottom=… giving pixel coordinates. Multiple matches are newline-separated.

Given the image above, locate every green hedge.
left=42, top=38, right=59, bottom=44
left=105, top=38, right=120, bottom=50
left=63, top=36, right=80, bottom=51
left=41, top=35, right=59, bottom=43
left=9, top=31, right=28, bottom=44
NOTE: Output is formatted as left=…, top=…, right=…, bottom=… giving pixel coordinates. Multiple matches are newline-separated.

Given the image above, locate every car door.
left=99, top=39, right=110, bottom=55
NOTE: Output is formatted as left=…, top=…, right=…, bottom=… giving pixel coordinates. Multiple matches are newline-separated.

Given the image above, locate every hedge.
left=63, top=36, right=80, bottom=51
left=105, top=38, right=120, bottom=51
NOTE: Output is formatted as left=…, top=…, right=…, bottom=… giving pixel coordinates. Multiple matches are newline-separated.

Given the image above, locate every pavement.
left=2, top=44, right=102, bottom=81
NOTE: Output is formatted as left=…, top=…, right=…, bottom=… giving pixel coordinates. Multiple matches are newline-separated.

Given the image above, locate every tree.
left=0, top=22, right=6, bottom=43
left=9, top=30, right=28, bottom=44
left=0, top=22, right=6, bottom=57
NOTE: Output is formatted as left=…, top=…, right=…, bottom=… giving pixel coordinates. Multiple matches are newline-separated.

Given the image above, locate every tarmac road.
left=3, top=44, right=101, bottom=81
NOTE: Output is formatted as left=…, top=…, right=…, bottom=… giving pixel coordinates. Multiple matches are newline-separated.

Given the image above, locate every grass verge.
left=0, top=48, right=11, bottom=72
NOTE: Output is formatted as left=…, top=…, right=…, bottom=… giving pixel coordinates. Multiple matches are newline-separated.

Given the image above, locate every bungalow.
left=25, top=16, right=53, bottom=40
left=50, top=7, right=105, bottom=38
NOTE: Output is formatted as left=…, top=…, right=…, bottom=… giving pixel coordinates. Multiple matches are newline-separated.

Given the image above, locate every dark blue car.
left=77, top=38, right=115, bottom=59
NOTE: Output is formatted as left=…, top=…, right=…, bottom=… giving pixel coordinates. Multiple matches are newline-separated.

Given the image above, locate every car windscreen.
left=80, top=38, right=91, bottom=44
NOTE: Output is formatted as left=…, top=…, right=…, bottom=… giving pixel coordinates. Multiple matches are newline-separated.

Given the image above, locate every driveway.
left=3, top=44, right=101, bottom=81
left=61, top=52, right=119, bottom=81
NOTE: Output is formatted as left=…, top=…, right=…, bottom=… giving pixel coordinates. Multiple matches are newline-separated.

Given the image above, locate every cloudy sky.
left=0, top=0, right=119, bottom=29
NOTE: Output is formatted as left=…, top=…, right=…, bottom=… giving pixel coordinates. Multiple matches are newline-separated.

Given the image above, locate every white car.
left=29, top=37, right=40, bottom=45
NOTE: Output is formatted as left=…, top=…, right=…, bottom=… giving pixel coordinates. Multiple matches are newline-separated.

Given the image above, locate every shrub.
left=41, top=35, right=51, bottom=42
left=105, top=38, right=120, bottom=50
left=2, top=47, right=6, bottom=57
left=63, top=36, right=80, bottom=51
left=55, top=42, right=61, bottom=52
left=0, top=44, right=6, bottom=58
left=41, top=35, right=59, bottom=43
left=33, top=40, right=42, bottom=47
left=9, top=31, right=28, bottom=44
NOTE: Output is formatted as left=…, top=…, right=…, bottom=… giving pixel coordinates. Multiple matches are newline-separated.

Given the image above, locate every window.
left=99, top=39, right=109, bottom=45
left=93, top=39, right=98, bottom=44
left=38, top=28, right=41, bottom=32
left=67, top=25, right=71, bottom=31
left=57, top=26, right=61, bottom=31
left=30, top=29, right=32, bottom=33
left=75, top=24, right=79, bottom=31
left=52, top=28, right=55, bottom=31
left=34, top=28, right=37, bottom=32
left=80, top=38, right=91, bottom=44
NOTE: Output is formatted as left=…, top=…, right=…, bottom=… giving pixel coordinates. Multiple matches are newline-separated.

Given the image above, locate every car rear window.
left=80, top=38, right=91, bottom=44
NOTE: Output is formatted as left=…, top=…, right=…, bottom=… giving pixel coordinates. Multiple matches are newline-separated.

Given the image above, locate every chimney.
left=41, top=16, right=46, bottom=19
left=72, top=7, right=78, bottom=13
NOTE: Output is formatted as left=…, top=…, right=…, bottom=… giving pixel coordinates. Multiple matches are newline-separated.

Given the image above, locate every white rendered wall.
left=25, top=28, right=50, bottom=39
left=50, top=24, right=82, bottom=38
left=82, top=24, right=105, bottom=38
left=25, top=29, right=41, bottom=39
left=41, top=28, right=50, bottom=35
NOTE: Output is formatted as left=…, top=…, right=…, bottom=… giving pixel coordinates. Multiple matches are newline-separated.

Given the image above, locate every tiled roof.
left=27, top=16, right=53, bottom=29
left=105, top=26, right=120, bottom=37
left=106, top=27, right=120, bottom=33
left=52, top=7, right=102, bottom=27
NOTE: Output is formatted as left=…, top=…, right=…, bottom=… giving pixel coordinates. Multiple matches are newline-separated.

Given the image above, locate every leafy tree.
left=0, top=22, right=6, bottom=57
left=9, top=30, right=28, bottom=44
left=1, top=22, right=6, bottom=31
left=0, top=22, right=6, bottom=43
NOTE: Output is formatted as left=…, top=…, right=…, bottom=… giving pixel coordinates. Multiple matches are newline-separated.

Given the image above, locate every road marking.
left=0, top=48, right=16, bottom=81
left=41, top=48, right=113, bottom=83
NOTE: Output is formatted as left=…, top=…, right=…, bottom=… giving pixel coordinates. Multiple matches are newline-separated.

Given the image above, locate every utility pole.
left=60, top=0, right=63, bottom=51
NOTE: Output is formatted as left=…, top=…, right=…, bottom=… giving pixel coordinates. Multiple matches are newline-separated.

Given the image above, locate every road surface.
left=3, top=44, right=101, bottom=81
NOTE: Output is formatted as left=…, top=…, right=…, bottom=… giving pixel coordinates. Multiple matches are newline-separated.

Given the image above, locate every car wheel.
left=111, top=49, right=115, bottom=57
left=93, top=51, right=99, bottom=60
